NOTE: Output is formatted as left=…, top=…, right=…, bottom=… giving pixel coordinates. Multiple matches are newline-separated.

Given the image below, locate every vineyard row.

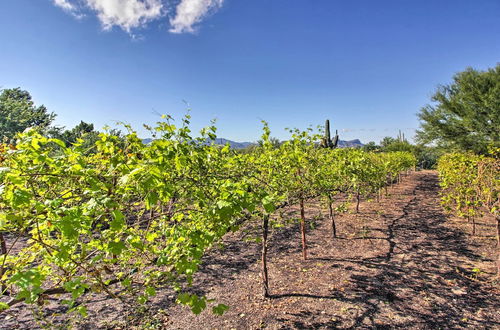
left=0, top=118, right=416, bottom=317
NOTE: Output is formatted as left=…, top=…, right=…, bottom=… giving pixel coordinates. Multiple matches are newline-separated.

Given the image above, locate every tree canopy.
left=416, top=64, right=500, bottom=154
left=0, top=88, right=55, bottom=141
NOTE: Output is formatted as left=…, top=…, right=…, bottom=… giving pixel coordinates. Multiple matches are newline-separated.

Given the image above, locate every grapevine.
left=0, top=117, right=417, bottom=319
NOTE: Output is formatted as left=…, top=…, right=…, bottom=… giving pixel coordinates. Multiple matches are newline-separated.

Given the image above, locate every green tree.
left=59, top=121, right=98, bottom=145
left=380, top=137, right=397, bottom=148
left=416, top=64, right=500, bottom=154
left=0, top=88, right=55, bottom=141
left=362, top=141, right=379, bottom=152
left=257, top=136, right=281, bottom=148
left=379, top=136, right=441, bottom=169
left=49, top=121, right=124, bottom=153
left=380, top=137, right=414, bottom=153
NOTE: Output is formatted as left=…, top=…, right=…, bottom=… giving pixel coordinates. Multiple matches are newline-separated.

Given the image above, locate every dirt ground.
left=3, top=170, right=500, bottom=329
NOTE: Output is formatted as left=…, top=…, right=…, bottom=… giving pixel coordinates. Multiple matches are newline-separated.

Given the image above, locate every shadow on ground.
left=272, top=172, right=499, bottom=328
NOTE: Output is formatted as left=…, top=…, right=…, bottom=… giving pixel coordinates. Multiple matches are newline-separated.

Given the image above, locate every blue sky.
left=1, top=0, right=499, bottom=143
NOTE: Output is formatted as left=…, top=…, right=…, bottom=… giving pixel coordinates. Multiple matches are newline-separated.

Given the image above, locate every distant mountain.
left=337, top=139, right=364, bottom=148
left=210, top=138, right=254, bottom=149
left=141, top=137, right=254, bottom=149
left=211, top=138, right=364, bottom=149
left=141, top=138, right=363, bottom=149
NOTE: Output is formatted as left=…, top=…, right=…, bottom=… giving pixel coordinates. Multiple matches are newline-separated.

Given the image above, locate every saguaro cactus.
left=321, top=119, right=339, bottom=149
left=332, top=129, right=339, bottom=148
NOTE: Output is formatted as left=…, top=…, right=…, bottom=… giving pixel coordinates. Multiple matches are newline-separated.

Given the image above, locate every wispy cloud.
left=53, top=0, right=76, bottom=11
left=53, top=0, right=86, bottom=19
left=86, top=0, right=164, bottom=32
left=51, top=0, right=223, bottom=34
left=169, top=0, right=223, bottom=34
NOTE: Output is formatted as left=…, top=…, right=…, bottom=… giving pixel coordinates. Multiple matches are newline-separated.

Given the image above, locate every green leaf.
left=58, top=215, right=79, bottom=239
left=0, top=302, right=9, bottom=312
left=145, top=286, right=156, bottom=297
left=12, top=189, right=31, bottom=207
left=177, top=293, right=191, bottom=304
left=121, top=278, right=132, bottom=288
left=145, top=191, right=159, bottom=209
left=50, top=139, right=66, bottom=148
left=31, top=139, right=41, bottom=150
left=108, top=240, right=126, bottom=255
left=262, top=196, right=275, bottom=214
left=138, top=295, right=148, bottom=304
left=212, top=303, right=229, bottom=315
left=110, top=210, right=125, bottom=231
left=77, top=305, right=88, bottom=317
left=190, top=295, right=206, bottom=315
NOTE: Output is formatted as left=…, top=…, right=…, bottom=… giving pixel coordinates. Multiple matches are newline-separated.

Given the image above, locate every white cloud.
left=52, top=0, right=78, bottom=14
left=169, top=0, right=223, bottom=34
left=53, top=0, right=76, bottom=11
left=86, top=0, right=164, bottom=32
left=51, top=0, right=222, bottom=34
left=53, top=0, right=86, bottom=19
